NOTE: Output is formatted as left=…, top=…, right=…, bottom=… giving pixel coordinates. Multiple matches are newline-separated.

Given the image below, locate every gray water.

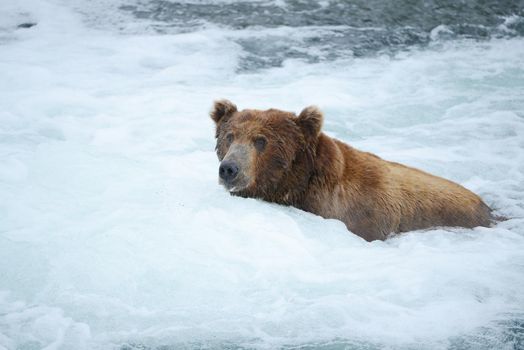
left=117, top=0, right=524, bottom=70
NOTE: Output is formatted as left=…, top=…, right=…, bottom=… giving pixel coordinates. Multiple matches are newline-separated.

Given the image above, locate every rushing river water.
left=1, top=1, right=524, bottom=349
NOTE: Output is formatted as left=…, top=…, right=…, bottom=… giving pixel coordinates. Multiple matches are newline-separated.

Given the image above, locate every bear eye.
left=254, top=136, right=267, bottom=152
left=226, top=133, right=234, bottom=144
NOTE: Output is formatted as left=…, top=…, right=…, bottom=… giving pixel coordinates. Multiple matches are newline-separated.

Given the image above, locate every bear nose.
left=219, top=160, right=239, bottom=182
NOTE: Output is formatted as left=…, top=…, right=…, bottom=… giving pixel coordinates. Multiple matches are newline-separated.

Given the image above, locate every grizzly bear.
left=210, top=99, right=494, bottom=241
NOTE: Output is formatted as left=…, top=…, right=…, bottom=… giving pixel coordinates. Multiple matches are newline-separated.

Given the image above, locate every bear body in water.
left=211, top=99, right=494, bottom=241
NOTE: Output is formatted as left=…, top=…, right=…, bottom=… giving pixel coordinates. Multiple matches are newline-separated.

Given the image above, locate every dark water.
left=119, top=0, right=524, bottom=70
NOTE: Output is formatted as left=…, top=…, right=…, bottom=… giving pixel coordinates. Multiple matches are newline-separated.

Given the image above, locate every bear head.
left=210, top=99, right=323, bottom=202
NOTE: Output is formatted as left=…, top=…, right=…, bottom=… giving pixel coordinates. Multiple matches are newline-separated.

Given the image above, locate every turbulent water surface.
left=1, top=0, right=524, bottom=349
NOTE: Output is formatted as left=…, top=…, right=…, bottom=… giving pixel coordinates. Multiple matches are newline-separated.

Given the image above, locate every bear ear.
left=210, top=99, right=237, bottom=124
left=296, top=105, right=323, bottom=139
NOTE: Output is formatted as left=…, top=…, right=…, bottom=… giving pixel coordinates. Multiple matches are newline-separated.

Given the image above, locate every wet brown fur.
left=211, top=99, right=494, bottom=241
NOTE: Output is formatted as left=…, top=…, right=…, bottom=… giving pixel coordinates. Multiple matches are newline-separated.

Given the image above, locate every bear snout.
left=219, top=160, right=239, bottom=183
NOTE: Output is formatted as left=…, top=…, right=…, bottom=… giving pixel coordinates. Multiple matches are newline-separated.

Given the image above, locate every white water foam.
left=1, top=0, right=524, bottom=349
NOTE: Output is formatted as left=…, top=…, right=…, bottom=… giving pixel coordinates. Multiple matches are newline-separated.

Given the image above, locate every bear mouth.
left=219, top=178, right=249, bottom=193
left=228, top=186, right=240, bottom=192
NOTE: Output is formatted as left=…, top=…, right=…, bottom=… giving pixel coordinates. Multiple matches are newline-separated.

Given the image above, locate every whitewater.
left=1, top=0, right=524, bottom=349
